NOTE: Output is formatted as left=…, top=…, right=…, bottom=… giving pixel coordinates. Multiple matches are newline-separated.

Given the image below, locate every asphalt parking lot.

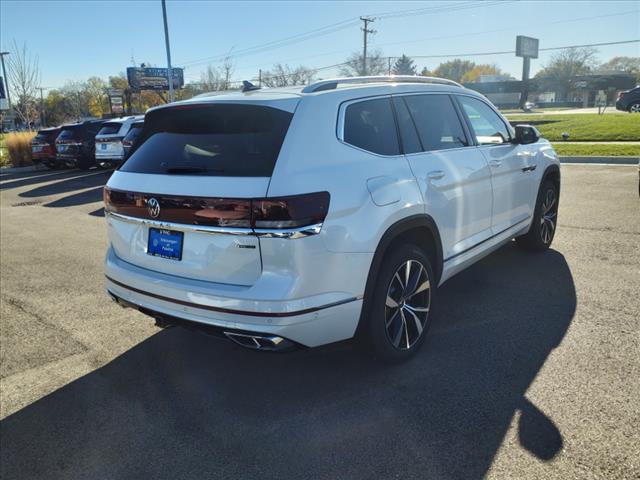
left=0, top=165, right=638, bottom=479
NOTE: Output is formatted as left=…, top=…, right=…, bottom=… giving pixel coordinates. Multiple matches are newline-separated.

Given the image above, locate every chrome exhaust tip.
left=224, top=332, right=294, bottom=351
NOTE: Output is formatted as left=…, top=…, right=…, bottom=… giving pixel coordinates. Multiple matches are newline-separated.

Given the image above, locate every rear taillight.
left=252, top=192, right=330, bottom=229
left=104, top=188, right=330, bottom=233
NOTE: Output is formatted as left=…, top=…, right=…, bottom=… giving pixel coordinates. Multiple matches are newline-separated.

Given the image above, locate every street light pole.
left=0, top=51, right=12, bottom=109
left=161, top=0, right=174, bottom=103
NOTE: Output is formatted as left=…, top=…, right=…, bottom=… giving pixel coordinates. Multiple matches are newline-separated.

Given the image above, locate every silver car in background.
left=95, top=115, right=144, bottom=168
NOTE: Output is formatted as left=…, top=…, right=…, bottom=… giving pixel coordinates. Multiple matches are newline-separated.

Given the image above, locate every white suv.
left=104, top=76, right=560, bottom=361
left=95, top=115, right=144, bottom=168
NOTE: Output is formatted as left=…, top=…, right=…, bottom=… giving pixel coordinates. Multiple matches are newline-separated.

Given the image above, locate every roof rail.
left=301, top=75, right=463, bottom=93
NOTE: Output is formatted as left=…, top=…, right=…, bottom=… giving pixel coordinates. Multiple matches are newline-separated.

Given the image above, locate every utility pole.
left=0, top=51, right=11, bottom=109
left=388, top=57, right=392, bottom=76
left=360, top=17, right=375, bottom=76
left=37, top=87, right=45, bottom=126
left=161, top=0, right=174, bottom=102
left=258, top=69, right=262, bottom=87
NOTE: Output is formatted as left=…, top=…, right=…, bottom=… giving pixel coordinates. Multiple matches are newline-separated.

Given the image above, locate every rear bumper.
left=104, top=247, right=364, bottom=347
left=615, top=100, right=627, bottom=111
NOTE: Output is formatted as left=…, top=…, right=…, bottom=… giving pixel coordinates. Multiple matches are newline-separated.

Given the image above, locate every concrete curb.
left=559, top=156, right=639, bottom=165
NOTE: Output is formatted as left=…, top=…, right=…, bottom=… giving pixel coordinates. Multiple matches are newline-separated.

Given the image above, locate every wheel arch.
left=541, top=163, right=561, bottom=194
left=356, top=214, right=443, bottom=335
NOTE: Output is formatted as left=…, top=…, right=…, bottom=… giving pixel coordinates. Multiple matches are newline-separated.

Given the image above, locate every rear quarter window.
left=343, top=97, right=400, bottom=156
left=120, top=104, right=293, bottom=177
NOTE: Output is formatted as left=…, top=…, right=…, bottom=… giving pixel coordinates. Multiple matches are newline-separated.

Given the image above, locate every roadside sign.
left=0, top=76, right=8, bottom=111
left=107, top=88, right=125, bottom=115
left=127, top=67, right=184, bottom=91
left=516, top=36, right=539, bottom=59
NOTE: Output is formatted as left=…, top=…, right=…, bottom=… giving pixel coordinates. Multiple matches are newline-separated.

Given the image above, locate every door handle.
left=427, top=170, right=445, bottom=181
left=489, top=159, right=502, bottom=168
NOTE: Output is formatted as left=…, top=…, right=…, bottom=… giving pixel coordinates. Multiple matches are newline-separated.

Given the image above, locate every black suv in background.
left=121, top=119, right=144, bottom=161
left=616, top=86, right=640, bottom=113
left=55, top=120, right=106, bottom=169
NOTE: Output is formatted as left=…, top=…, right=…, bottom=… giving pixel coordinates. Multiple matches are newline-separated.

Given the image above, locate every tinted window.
left=120, top=104, right=293, bottom=177
left=343, top=98, right=400, bottom=156
left=97, top=123, right=122, bottom=136
left=34, top=130, right=57, bottom=143
left=57, top=128, right=81, bottom=141
left=392, top=97, right=422, bottom=154
left=123, top=123, right=143, bottom=142
left=403, top=95, right=468, bottom=151
left=457, top=96, right=511, bottom=145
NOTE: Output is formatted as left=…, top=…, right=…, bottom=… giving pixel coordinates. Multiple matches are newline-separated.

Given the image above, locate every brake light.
left=104, top=188, right=330, bottom=232
left=252, top=192, right=330, bottom=229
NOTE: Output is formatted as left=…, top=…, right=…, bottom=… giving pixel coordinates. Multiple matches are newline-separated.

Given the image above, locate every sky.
left=1, top=0, right=638, bottom=91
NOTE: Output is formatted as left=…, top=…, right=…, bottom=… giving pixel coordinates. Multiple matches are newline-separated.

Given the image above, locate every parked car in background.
left=616, top=86, right=640, bottom=113
left=104, top=76, right=560, bottom=361
left=55, top=120, right=106, bottom=169
left=121, top=119, right=144, bottom=161
left=95, top=116, right=144, bottom=168
left=31, top=127, right=61, bottom=169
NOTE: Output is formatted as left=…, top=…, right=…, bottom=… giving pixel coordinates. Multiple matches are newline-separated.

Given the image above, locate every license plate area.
left=147, top=228, right=183, bottom=261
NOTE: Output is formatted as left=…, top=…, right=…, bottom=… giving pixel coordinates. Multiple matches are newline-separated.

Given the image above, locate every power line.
left=177, top=0, right=511, bottom=68
left=405, top=39, right=640, bottom=60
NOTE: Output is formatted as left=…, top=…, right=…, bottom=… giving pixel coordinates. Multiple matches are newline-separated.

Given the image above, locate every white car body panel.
left=104, top=80, right=560, bottom=348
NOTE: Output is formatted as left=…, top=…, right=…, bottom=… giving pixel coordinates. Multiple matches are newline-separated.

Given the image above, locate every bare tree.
left=200, top=64, right=223, bottom=91
left=221, top=55, right=234, bottom=90
left=535, top=47, right=599, bottom=101
left=261, top=64, right=314, bottom=87
left=6, top=39, right=41, bottom=128
left=339, top=50, right=387, bottom=77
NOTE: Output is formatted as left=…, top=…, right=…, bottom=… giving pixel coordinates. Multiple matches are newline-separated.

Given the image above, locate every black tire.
left=360, top=243, right=435, bottom=362
left=516, top=179, right=558, bottom=252
left=628, top=102, right=640, bottom=113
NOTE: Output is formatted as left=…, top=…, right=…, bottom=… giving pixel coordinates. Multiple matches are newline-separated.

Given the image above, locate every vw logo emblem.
left=147, top=198, right=161, bottom=218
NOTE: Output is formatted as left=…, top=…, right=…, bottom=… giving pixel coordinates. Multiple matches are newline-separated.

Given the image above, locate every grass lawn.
left=505, top=113, right=640, bottom=142
left=551, top=142, right=640, bottom=157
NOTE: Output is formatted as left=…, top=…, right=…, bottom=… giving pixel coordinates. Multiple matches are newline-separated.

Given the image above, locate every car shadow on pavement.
left=18, top=170, right=112, bottom=199
left=0, top=169, right=84, bottom=191
left=43, top=186, right=105, bottom=208
left=0, top=244, right=576, bottom=480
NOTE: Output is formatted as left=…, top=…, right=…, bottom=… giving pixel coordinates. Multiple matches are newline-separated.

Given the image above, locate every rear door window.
left=120, top=104, right=293, bottom=177
left=402, top=94, right=469, bottom=151
left=343, top=97, right=400, bottom=156
left=97, top=123, right=122, bottom=136
left=457, top=96, right=511, bottom=145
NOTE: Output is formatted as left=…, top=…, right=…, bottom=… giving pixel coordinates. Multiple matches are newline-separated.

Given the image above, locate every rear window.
left=97, top=123, right=122, bottom=136
left=120, top=105, right=293, bottom=177
left=33, top=131, right=56, bottom=143
left=123, top=123, right=143, bottom=142
left=57, top=128, right=81, bottom=141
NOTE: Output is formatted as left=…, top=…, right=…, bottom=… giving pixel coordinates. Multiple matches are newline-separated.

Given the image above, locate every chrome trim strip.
left=106, top=211, right=253, bottom=236
left=106, top=211, right=323, bottom=238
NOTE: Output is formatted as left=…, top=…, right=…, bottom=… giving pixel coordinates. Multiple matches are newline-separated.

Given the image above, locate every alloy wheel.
left=540, top=188, right=557, bottom=245
left=630, top=103, right=640, bottom=113
left=384, top=260, right=431, bottom=350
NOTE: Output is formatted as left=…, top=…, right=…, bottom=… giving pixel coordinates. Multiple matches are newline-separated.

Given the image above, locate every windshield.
left=120, top=104, right=293, bottom=176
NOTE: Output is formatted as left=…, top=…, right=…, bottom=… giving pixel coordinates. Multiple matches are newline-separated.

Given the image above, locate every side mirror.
left=513, top=124, right=541, bottom=145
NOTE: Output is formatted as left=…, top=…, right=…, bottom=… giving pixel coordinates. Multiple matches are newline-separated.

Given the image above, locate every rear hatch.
left=31, top=129, right=58, bottom=157
left=56, top=126, right=83, bottom=157
left=105, top=101, right=296, bottom=286
left=122, top=122, right=143, bottom=158
left=96, top=122, right=125, bottom=158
